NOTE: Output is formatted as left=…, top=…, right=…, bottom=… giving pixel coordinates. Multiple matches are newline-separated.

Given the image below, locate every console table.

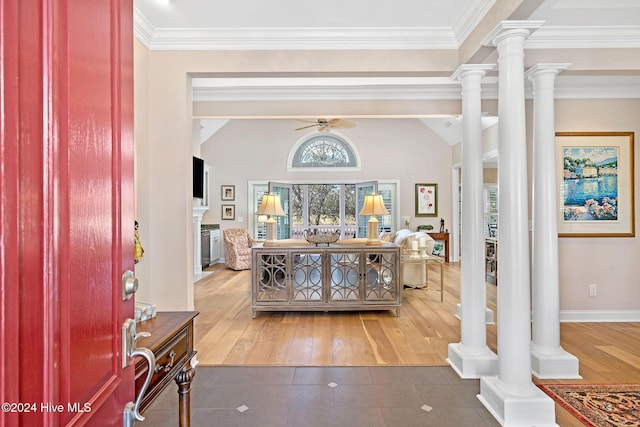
left=136, top=311, right=199, bottom=427
left=252, top=243, right=401, bottom=317
left=427, top=232, right=450, bottom=262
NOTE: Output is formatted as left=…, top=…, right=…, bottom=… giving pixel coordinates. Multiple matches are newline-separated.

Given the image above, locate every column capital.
left=482, top=20, right=545, bottom=47
left=525, top=63, right=572, bottom=80
left=451, top=64, right=495, bottom=82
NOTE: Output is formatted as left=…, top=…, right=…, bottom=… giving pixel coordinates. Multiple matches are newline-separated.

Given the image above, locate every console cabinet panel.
left=252, top=244, right=401, bottom=317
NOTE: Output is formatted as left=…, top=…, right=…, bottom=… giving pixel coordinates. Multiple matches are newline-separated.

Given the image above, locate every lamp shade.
left=359, top=193, right=389, bottom=216
left=256, top=193, right=287, bottom=216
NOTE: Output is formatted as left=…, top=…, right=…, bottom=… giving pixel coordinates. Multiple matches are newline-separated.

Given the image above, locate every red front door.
left=1, top=1, right=136, bottom=425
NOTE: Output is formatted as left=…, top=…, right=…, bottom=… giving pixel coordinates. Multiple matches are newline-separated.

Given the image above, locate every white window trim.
left=286, top=131, right=362, bottom=172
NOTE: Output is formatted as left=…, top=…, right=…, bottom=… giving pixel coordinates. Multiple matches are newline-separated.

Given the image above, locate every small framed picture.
left=415, top=183, right=438, bottom=217
left=221, top=185, right=235, bottom=201
left=221, top=204, right=235, bottom=220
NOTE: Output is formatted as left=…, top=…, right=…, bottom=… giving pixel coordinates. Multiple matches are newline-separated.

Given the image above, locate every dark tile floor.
left=143, top=366, right=500, bottom=427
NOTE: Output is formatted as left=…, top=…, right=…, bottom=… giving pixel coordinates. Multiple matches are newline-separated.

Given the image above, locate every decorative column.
left=193, top=206, right=208, bottom=275
left=526, top=64, right=581, bottom=379
left=447, top=64, right=498, bottom=378
left=479, top=21, right=557, bottom=426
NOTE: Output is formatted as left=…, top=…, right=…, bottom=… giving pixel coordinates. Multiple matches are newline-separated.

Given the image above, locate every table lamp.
left=255, top=193, right=286, bottom=241
left=359, top=193, right=389, bottom=245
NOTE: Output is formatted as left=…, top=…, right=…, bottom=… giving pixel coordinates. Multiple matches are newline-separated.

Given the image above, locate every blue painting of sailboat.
left=562, top=146, right=618, bottom=221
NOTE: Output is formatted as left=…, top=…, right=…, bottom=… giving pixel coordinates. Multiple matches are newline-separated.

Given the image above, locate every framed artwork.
left=221, top=185, right=235, bottom=201
left=415, top=183, right=438, bottom=217
left=556, top=132, right=635, bottom=237
left=221, top=204, right=235, bottom=220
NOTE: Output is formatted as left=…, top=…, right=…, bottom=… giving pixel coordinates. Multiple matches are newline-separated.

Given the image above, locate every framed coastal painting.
left=415, top=183, right=438, bottom=217
left=556, top=132, right=635, bottom=237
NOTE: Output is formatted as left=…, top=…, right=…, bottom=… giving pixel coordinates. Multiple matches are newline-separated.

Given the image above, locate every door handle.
left=129, top=347, right=155, bottom=422
left=122, top=318, right=156, bottom=425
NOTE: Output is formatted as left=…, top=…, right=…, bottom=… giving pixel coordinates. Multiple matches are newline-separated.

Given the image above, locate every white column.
left=527, top=64, right=581, bottom=379
left=479, top=21, right=558, bottom=427
left=447, top=64, right=498, bottom=379
left=193, top=206, right=208, bottom=276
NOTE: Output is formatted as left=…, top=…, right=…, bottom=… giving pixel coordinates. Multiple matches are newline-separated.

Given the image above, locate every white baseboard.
left=560, top=310, right=640, bottom=322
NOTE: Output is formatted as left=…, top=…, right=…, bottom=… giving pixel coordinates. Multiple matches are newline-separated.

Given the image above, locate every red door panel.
left=1, top=0, right=135, bottom=425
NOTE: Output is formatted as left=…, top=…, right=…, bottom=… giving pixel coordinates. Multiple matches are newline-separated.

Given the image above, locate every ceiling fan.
left=295, top=118, right=356, bottom=132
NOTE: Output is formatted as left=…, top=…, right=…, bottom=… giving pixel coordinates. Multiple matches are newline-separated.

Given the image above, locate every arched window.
left=289, top=133, right=359, bottom=170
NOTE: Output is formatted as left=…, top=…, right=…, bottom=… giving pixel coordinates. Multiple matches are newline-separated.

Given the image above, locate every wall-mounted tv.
left=193, top=156, right=204, bottom=199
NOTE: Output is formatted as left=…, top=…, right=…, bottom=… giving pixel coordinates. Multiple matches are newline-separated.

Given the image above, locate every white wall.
left=200, top=118, right=453, bottom=231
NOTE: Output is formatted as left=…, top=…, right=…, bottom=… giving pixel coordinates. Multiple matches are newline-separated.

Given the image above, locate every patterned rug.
left=538, top=384, right=640, bottom=427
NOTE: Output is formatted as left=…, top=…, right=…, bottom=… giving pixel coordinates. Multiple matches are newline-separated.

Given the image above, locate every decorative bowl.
left=303, top=230, right=340, bottom=246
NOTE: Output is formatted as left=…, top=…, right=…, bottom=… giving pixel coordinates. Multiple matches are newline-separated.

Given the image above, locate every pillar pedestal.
left=531, top=343, right=581, bottom=379
left=479, top=377, right=558, bottom=427
left=448, top=343, right=498, bottom=379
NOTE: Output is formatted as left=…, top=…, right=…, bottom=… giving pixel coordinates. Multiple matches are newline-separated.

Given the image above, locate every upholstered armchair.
left=223, top=228, right=257, bottom=270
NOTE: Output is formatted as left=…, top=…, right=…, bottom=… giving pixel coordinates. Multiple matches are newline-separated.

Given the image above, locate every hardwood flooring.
left=193, top=261, right=640, bottom=426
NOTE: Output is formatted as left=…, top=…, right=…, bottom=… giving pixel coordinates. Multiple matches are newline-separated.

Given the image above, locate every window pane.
left=292, top=184, right=304, bottom=226
left=344, top=184, right=356, bottom=225
left=308, top=184, right=341, bottom=226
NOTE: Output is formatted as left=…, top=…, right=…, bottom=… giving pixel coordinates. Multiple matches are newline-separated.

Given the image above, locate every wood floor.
left=193, top=261, right=640, bottom=426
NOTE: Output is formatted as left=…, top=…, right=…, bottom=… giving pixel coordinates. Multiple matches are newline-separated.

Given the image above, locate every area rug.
left=538, top=383, right=640, bottom=427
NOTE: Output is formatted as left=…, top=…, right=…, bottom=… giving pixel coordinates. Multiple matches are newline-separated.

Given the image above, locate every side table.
left=401, top=254, right=444, bottom=301
left=426, top=232, right=450, bottom=262
left=136, top=311, right=199, bottom=427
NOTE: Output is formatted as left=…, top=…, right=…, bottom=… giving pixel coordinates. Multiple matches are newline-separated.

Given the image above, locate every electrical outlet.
left=589, top=284, right=598, bottom=297
left=401, top=216, right=410, bottom=224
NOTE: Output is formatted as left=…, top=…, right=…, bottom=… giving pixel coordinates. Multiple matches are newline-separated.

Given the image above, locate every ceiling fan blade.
left=295, top=123, right=320, bottom=131
left=333, top=119, right=356, bottom=128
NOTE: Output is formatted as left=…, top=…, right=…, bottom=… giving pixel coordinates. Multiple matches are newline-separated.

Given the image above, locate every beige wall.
left=133, top=39, right=152, bottom=303
left=554, top=99, right=640, bottom=313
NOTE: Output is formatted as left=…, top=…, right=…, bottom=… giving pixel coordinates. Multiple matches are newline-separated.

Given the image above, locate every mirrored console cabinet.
left=251, top=243, right=401, bottom=317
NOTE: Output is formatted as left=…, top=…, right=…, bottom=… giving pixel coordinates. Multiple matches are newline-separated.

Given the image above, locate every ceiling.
left=133, top=0, right=640, bottom=51
left=133, top=0, right=640, bottom=145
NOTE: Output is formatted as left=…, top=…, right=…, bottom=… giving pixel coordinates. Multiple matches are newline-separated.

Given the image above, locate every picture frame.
left=556, top=132, right=635, bottom=237
left=221, top=185, right=235, bottom=201
left=221, top=204, right=235, bottom=220
left=415, top=183, right=438, bottom=217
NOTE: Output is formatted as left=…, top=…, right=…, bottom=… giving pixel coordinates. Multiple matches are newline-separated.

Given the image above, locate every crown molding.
left=136, top=26, right=458, bottom=51
left=550, top=75, right=640, bottom=98
left=133, top=7, right=154, bottom=49
left=452, top=0, right=497, bottom=46
left=527, top=25, right=640, bottom=49
left=193, top=84, right=464, bottom=102
left=192, top=75, right=640, bottom=101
